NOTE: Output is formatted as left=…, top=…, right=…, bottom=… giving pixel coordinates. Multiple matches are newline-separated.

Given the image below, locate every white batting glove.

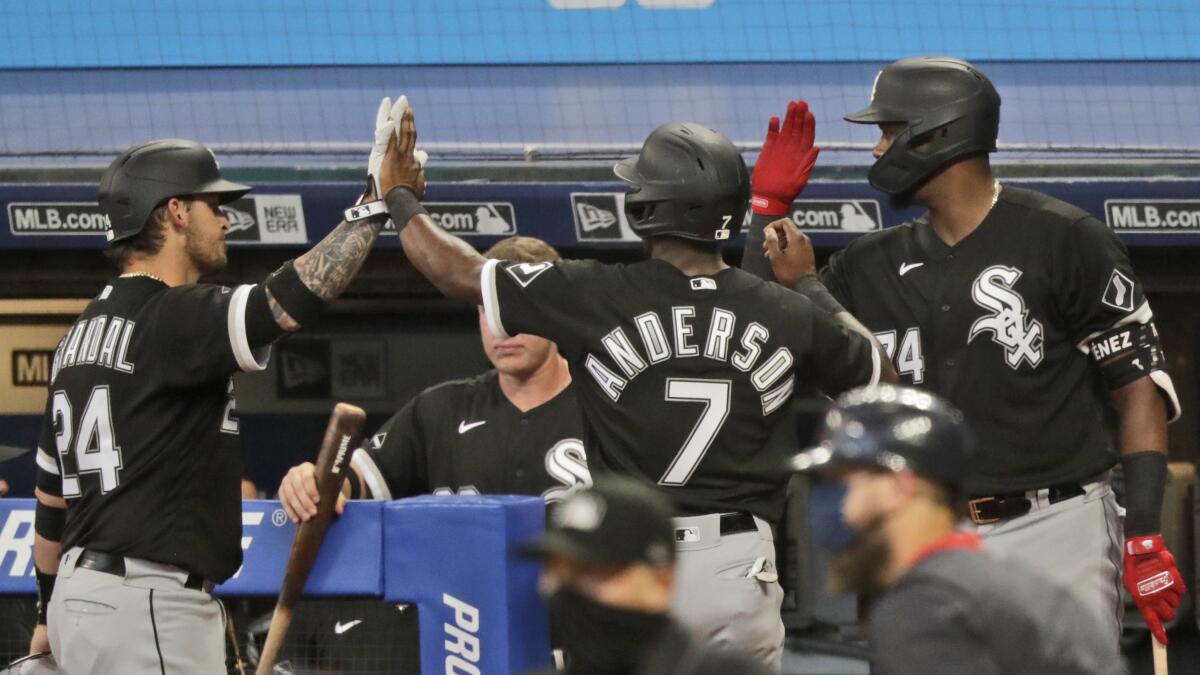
left=345, top=95, right=426, bottom=222
left=367, top=96, right=399, bottom=200
left=386, top=95, right=429, bottom=169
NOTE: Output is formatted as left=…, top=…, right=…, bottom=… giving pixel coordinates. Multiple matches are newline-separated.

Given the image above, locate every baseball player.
left=374, top=99, right=895, bottom=666
left=523, top=477, right=773, bottom=675
left=791, top=385, right=1123, bottom=675
left=30, top=100, right=406, bottom=673
left=744, top=57, right=1185, bottom=644
left=277, top=235, right=591, bottom=520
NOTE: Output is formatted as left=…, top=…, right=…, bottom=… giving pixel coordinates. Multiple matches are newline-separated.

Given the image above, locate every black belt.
left=76, top=550, right=215, bottom=594
left=967, top=482, right=1086, bottom=525
left=719, top=512, right=758, bottom=536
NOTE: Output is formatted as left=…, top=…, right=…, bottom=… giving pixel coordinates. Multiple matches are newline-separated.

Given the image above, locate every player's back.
left=483, top=258, right=879, bottom=521
left=41, top=276, right=268, bottom=582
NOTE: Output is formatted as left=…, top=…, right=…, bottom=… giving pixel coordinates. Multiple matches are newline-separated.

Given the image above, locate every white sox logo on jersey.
left=541, top=439, right=593, bottom=503
left=968, top=265, right=1044, bottom=369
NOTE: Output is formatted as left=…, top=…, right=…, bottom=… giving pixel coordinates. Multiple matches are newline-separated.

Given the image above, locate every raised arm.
left=376, top=101, right=486, bottom=303
left=765, top=218, right=896, bottom=383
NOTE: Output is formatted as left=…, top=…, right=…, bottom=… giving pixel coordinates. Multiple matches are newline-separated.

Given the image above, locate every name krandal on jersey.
left=584, top=305, right=795, bottom=415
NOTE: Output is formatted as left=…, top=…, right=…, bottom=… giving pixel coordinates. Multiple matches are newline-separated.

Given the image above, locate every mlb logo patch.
left=690, top=277, right=717, bottom=291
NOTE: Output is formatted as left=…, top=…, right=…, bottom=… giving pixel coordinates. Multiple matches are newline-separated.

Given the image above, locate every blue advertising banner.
left=384, top=495, right=551, bottom=675
left=0, top=499, right=385, bottom=596
left=3, top=178, right=1200, bottom=251
left=1, top=1, right=1197, bottom=68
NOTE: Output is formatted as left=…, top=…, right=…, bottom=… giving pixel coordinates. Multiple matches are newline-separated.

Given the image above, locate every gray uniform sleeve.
left=869, top=583, right=1002, bottom=675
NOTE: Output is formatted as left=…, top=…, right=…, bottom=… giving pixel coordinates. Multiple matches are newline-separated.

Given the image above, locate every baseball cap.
left=522, top=477, right=676, bottom=567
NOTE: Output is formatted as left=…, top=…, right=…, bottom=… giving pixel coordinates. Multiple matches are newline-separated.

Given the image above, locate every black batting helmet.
left=845, top=56, right=1001, bottom=196
left=98, top=139, right=251, bottom=244
left=791, top=384, right=975, bottom=488
left=614, top=122, right=749, bottom=243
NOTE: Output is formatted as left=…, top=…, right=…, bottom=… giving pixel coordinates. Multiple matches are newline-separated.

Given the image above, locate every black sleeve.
left=480, top=259, right=599, bottom=360
left=741, top=212, right=776, bottom=280
left=869, top=585, right=1001, bottom=675
left=1054, top=215, right=1148, bottom=345
left=794, top=292, right=880, bottom=396
left=35, top=405, right=63, bottom=499
left=819, top=247, right=856, bottom=312
left=156, top=283, right=281, bottom=386
left=351, top=401, right=428, bottom=499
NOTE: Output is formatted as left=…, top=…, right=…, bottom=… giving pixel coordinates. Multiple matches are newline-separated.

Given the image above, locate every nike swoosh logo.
left=899, top=262, right=925, bottom=276
left=458, top=420, right=487, bottom=434
left=334, top=619, right=363, bottom=635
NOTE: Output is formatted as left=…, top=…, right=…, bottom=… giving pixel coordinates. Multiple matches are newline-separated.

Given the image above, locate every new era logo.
left=571, top=193, right=638, bottom=242
left=578, top=203, right=617, bottom=232
left=221, top=206, right=256, bottom=234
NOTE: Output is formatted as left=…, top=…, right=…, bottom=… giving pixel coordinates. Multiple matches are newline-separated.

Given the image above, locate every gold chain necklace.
left=119, top=271, right=166, bottom=283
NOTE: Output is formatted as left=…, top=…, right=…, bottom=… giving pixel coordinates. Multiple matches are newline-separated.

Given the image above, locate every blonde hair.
left=483, top=236, right=561, bottom=263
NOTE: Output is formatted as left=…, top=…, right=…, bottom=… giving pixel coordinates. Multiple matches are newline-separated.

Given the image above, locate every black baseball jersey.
left=821, top=186, right=1148, bottom=494
left=35, top=276, right=280, bottom=582
left=868, top=541, right=1121, bottom=675
left=350, top=370, right=591, bottom=502
left=481, top=258, right=880, bottom=522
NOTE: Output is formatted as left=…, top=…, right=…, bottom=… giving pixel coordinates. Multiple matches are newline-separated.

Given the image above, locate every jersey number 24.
left=51, top=386, right=123, bottom=497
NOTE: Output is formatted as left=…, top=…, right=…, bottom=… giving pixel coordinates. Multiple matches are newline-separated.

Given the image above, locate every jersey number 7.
left=52, top=386, right=124, bottom=497
left=659, top=378, right=731, bottom=486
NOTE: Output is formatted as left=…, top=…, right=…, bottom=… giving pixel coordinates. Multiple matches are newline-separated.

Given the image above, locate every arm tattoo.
left=293, top=219, right=384, bottom=301
left=265, top=287, right=301, bottom=332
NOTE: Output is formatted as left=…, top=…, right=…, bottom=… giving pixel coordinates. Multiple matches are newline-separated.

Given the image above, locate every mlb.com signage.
left=7, top=195, right=309, bottom=244
left=570, top=193, right=881, bottom=242
left=1106, top=200, right=1200, bottom=232
left=383, top=202, right=517, bottom=236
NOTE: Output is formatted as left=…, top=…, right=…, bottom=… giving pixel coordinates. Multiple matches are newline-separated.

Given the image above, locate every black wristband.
left=346, top=467, right=363, bottom=500
left=1120, top=450, right=1168, bottom=536
left=793, top=275, right=846, bottom=316
left=385, top=187, right=428, bottom=233
left=264, top=260, right=327, bottom=328
left=35, top=569, right=55, bottom=624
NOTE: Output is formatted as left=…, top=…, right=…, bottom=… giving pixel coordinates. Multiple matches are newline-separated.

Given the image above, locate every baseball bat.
left=255, top=403, right=366, bottom=675
left=1153, top=637, right=1168, bottom=675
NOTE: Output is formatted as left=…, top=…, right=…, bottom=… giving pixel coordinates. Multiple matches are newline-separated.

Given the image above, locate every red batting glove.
left=750, top=100, right=820, bottom=216
left=1123, top=534, right=1186, bottom=645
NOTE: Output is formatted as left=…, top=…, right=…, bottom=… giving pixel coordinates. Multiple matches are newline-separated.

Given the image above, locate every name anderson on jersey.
left=51, top=314, right=137, bottom=381
left=584, top=305, right=796, bottom=415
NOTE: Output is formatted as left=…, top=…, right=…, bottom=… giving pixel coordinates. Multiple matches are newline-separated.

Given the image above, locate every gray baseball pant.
left=970, top=475, right=1124, bottom=641
left=47, top=547, right=226, bottom=674
left=671, top=514, right=784, bottom=670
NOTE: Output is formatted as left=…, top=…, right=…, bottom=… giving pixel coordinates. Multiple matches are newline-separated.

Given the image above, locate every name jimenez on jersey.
left=583, top=305, right=796, bottom=416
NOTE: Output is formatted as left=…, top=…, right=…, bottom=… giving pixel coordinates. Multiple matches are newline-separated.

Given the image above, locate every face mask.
left=809, top=482, right=860, bottom=554
left=547, top=586, right=670, bottom=675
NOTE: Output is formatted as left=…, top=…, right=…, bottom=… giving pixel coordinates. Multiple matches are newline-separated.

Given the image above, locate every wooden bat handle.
left=1153, top=637, right=1168, bottom=675
left=255, top=403, right=366, bottom=675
